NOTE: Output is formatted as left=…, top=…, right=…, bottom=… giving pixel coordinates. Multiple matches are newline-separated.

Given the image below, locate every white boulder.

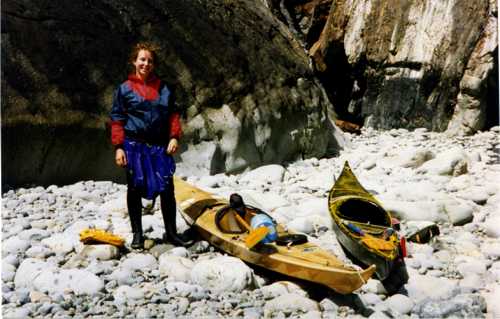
left=14, top=258, right=56, bottom=289
left=406, top=269, right=458, bottom=302
left=384, top=294, right=414, bottom=315
left=418, top=147, right=469, bottom=176
left=483, top=216, right=500, bottom=238
left=33, top=269, right=104, bottom=296
left=163, top=282, right=207, bottom=299
left=287, top=217, right=315, bottom=234
left=293, top=198, right=330, bottom=218
left=190, top=256, right=254, bottom=292
left=360, top=279, right=387, bottom=294
left=260, top=281, right=308, bottom=299
left=485, top=284, right=500, bottom=318
left=383, top=200, right=445, bottom=222
left=396, top=147, right=434, bottom=168
left=241, top=165, right=286, bottom=184
left=158, top=254, right=194, bottom=282
left=240, top=191, right=289, bottom=212
left=113, top=285, right=145, bottom=306
left=121, top=253, right=157, bottom=271
left=481, top=242, right=500, bottom=259
left=108, top=267, right=137, bottom=286
left=443, top=200, right=474, bottom=225
left=2, top=236, right=31, bottom=255
left=41, top=233, right=76, bottom=255
left=80, top=244, right=120, bottom=261
left=264, top=293, right=319, bottom=316
left=2, top=262, right=16, bottom=282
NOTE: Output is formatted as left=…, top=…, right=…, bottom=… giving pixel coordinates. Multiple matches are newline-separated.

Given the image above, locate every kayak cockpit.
left=215, top=205, right=271, bottom=234
left=337, top=198, right=391, bottom=227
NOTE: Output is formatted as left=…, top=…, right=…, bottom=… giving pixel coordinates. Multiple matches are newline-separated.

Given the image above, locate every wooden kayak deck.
left=174, top=177, right=375, bottom=294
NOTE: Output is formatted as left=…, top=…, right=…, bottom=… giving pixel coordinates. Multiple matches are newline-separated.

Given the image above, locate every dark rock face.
left=2, top=0, right=339, bottom=187
left=2, top=124, right=119, bottom=187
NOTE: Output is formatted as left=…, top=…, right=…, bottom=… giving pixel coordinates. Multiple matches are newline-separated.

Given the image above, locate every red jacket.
left=109, top=74, right=181, bottom=146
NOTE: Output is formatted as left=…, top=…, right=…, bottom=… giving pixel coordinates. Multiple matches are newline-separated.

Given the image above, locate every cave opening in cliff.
left=316, top=43, right=365, bottom=127
left=485, top=49, right=499, bottom=129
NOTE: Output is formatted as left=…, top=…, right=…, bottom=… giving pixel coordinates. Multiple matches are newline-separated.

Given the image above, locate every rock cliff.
left=2, top=0, right=341, bottom=187
left=281, top=0, right=498, bottom=131
left=2, top=0, right=497, bottom=187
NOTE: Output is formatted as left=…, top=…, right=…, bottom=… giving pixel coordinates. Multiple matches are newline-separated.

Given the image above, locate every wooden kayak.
left=328, top=162, right=405, bottom=282
left=174, top=177, right=375, bottom=295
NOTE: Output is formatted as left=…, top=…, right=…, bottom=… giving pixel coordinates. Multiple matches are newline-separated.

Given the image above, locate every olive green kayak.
left=328, top=162, right=406, bottom=282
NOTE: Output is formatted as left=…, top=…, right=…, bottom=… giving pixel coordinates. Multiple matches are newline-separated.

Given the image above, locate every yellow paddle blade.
left=245, top=226, right=269, bottom=248
left=80, top=229, right=125, bottom=247
left=361, top=237, right=395, bottom=251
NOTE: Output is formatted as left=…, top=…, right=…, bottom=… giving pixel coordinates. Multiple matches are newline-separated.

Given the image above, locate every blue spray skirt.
left=124, top=138, right=176, bottom=200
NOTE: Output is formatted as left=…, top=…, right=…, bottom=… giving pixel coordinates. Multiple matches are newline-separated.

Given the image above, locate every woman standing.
left=109, top=42, right=191, bottom=249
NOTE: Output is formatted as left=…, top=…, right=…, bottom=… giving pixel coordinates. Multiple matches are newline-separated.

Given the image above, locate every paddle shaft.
left=234, top=213, right=252, bottom=231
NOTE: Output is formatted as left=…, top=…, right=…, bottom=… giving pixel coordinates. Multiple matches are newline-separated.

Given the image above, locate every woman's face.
left=133, top=49, right=154, bottom=80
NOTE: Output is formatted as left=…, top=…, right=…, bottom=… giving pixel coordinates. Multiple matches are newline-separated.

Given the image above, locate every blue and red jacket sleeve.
left=109, top=86, right=126, bottom=147
left=169, top=112, right=182, bottom=141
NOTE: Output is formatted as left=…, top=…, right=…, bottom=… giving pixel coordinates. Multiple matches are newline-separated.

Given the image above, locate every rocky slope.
left=2, top=127, right=499, bottom=318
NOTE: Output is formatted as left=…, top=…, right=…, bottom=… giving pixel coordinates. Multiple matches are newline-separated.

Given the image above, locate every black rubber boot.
left=160, top=181, right=193, bottom=247
left=131, top=233, right=144, bottom=249
left=127, top=186, right=144, bottom=249
left=162, top=231, right=193, bottom=247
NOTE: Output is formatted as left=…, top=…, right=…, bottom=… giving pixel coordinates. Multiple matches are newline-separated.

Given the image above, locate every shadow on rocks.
left=251, top=265, right=375, bottom=317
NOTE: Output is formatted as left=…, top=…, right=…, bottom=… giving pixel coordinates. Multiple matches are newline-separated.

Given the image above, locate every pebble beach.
left=2, top=126, right=500, bottom=318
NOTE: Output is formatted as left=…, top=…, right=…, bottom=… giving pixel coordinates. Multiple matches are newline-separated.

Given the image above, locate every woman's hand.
left=115, top=148, right=127, bottom=167
left=167, top=138, right=179, bottom=154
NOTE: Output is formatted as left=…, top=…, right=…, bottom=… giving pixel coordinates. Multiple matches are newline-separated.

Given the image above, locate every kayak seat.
left=215, top=206, right=246, bottom=233
left=216, top=205, right=257, bottom=234
left=215, top=205, right=273, bottom=234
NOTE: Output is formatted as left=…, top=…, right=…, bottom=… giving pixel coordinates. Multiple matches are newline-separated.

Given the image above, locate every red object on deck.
left=400, top=236, right=407, bottom=258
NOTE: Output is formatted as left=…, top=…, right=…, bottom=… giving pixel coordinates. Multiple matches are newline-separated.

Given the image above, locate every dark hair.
left=129, top=42, right=160, bottom=66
